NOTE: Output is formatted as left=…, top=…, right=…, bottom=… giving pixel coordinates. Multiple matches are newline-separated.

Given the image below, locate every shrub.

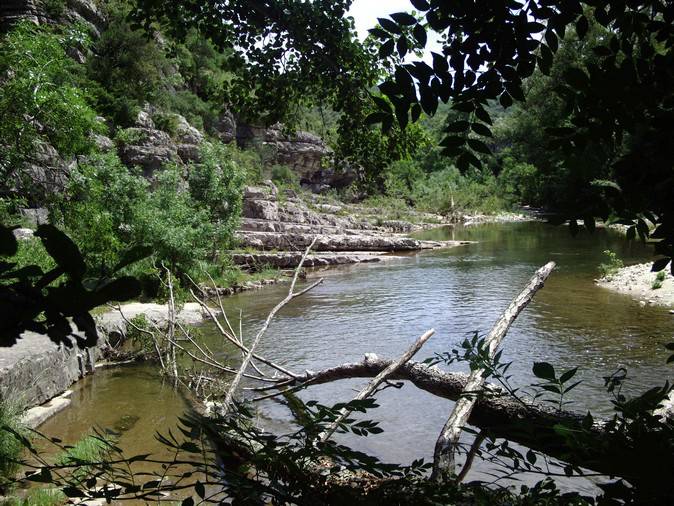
left=598, top=250, right=624, bottom=278
left=153, top=112, right=180, bottom=138
left=55, top=153, right=148, bottom=272
left=652, top=271, right=666, bottom=290
left=187, top=142, right=245, bottom=249
left=134, top=164, right=214, bottom=273
left=270, top=165, right=299, bottom=187
left=114, top=128, right=146, bottom=147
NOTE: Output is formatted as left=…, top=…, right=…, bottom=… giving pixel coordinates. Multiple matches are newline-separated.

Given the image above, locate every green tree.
left=370, top=0, right=674, bottom=270
left=0, top=21, right=99, bottom=199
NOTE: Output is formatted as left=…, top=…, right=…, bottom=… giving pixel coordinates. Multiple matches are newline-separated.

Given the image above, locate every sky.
left=346, top=0, right=442, bottom=60
left=346, top=0, right=415, bottom=41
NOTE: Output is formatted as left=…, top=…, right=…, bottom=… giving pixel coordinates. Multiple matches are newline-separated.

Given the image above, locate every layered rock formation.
left=235, top=181, right=468, bottom=268
left=0, top=0, right=105, bottom=34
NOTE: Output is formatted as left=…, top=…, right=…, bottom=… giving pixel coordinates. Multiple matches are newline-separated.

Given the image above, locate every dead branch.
left=189, top=288, right=299, bottom=379
left=318, top=329, right=435, bottom=442
left=221, top=238, right=322, bottom=413
left=431, top=261, right=556, bottom=481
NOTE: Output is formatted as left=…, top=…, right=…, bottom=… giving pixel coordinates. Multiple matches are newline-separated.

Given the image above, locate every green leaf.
left=379, top=39, right=395, bottom=58
left=471, top=123, right=493, bottom=137
left=576, top=15, right=589, bottom=39
left=92, top=276, right=142, bottom=306
left=182, top=498, right=194, bottom=506
left=410, top=0, right=430, bottom=10
left=474, top=107, right=492, bottom=125
left=34, top=224, right=86, bottom=280
left=467, top=138, right=491, bottom=154
left=368, top=28, right=389, bottom=39
left=559, top=367, right=578, bottom=383
left=413, top=24, right=427, bottom=47
left=533, top=362, right=556, bottom=381
left=378, top=17, right=402, bottom=34
left=390, top=12, right=417, bottom=26
left=564, top=68, right=589, bottom=89
left=0, top=225, right=18, bottom=257
left=445, top=120, right=470, bottom=133
left=112, top=245, right=152, bottom=274
left=365, top=112, right=389, bottom=125
left=499, top=91, right=513, bottom=108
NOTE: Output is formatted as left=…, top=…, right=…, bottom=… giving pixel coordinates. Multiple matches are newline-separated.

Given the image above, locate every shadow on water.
left=40, top=222, right=674, bottom=493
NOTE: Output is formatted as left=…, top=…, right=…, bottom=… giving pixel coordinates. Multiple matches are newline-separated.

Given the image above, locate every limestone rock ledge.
left=234, top=181, right=469, bottom=268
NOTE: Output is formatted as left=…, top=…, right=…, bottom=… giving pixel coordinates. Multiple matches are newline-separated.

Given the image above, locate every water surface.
left=41, top=222, right=674, bottom=490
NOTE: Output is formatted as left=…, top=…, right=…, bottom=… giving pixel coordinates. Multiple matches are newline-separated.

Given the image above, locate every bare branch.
left=431, top=261, right=556, bottom=482
left=221, top=238, right=321, bottom=413
left=318, top=328, right=435, bottom=442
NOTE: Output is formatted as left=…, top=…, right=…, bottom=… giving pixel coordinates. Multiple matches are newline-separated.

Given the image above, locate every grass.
left=1, top=489, right=66, bottom=506
left=55, top=434, right=112, bottom=481
left=652, top=270, right=666, bottom=290
left=0, top=401, right=24, bottom=494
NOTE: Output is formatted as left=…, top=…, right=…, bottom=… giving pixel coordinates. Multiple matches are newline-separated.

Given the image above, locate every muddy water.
left=39, top=222, right=674, bottom=491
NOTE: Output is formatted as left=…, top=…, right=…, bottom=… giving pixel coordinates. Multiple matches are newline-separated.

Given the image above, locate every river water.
left=38, top=221, right=674, bottom=490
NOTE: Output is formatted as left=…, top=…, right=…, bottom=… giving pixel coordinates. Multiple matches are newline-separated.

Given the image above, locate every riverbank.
left=597, top=262, right=674, bottom=308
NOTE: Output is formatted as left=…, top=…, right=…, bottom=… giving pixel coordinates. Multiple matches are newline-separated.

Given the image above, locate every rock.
left=118, top=128, right=178, bottom=177
left=12, top=228, right=34, bottom=240
left=20, top=207, right=48, bottom=226
left=214, top=109, right=237, bottom=144
left=0, top=332, right=98, bottom=410
left=236, top=123, right=336, bottom=192
left=236, top=231, right=425, bottom=252
left=243, top=197, right=279, bottom=221
left=92, top=133, right=115, bottom=152
left=640, top=301, right=647, bottom=307
left=177, top=143, right=201, bottom=163
left=175, top=114, right=204, bottom=145
left=136, top=110, right=155, bottom=129
left=231, top=251, right=390, bottom=269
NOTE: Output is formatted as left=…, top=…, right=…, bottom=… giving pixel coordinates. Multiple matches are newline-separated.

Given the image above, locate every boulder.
left=20, top=207, right=48, bottom=226
left=118, top=128, right=178, bottom=177
left=243, top=198, right=280, bottom=221
left=12, top=228, right=34, bottom=240
left=175, top=114, right=204, bottom=145
left=92, top=133, right=115, bottom=152
left=214, top=109, right=237, bottom=144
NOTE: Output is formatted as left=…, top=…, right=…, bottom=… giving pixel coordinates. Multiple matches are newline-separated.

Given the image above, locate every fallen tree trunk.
left=282, top=354, right=588, bottom=442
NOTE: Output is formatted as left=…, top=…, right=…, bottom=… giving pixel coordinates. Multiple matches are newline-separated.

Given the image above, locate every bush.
left=652, top=271, right=666, bottom=289
left=114, top=128, right=146, bottom=147
left=134, top=165, right=214, bottom=273
left=187, top=142, right=245, bottom=249
left=270, top=165, right=299, bottom=187
left=153, top=112, right=180, bottom=138
left=55, top=153, right=148, bottom=271
left=598, top=250, right=624, bottom=278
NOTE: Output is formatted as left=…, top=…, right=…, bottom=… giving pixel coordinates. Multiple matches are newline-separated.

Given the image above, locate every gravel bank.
left=597, top=262, right=674, bottom=308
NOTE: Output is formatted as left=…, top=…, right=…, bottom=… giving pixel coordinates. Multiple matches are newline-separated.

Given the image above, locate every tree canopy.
left=368, top=0, right=673, bottom=270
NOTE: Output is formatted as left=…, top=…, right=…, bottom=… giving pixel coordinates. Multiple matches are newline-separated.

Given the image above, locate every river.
left=38, top=221, right=674, bottom=491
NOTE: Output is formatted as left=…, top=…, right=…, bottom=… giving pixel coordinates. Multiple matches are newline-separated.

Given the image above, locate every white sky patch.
left=346, top=0, right=443, bottom=62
